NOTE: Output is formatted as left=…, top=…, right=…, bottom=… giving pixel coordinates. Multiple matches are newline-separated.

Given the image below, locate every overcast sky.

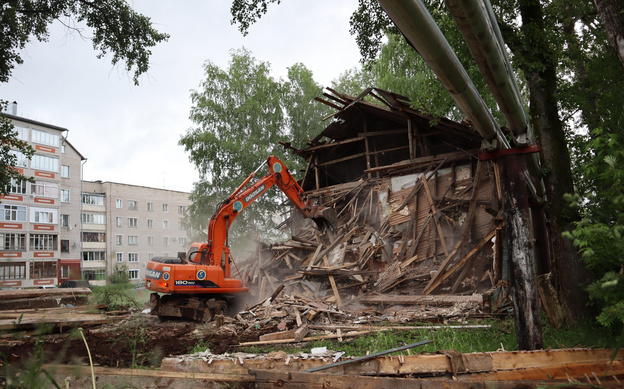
left=1, top=0, right=361, bottom=193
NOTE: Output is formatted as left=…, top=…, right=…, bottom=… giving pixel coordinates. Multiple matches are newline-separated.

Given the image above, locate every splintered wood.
left=238, top=151, right=505, bottom=319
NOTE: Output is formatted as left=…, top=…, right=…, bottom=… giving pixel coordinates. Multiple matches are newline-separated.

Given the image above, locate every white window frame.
left=31, top=181, right=58, bottom=198
left=162, top=204, right=168, bottom=213
left=147, top=202, right=153, bottom=211
left=60, top=165, right=69, bottom=178
left=116, top=199, right=123, bottom=209
left=31, top=154, right=59, bottom=172
left=7, top=179, right=27, bottom=195
left=61, top=214, right=70, bottom=228
left=128, top=200, right=138, bottom=210
left=116, top=217, right=122, bottom=227
left=14, top=125, right=29, bottom=141
left=116, top=252, right=123, bottom=262
left=60, top=189, right=70, bottom=203
left=147, top=219, right=154, bottom=229
left=162, top=220, right=169, bottom=229
left=128, top=217, right=138, bottom=228
left=128, top=235, right=138, bottom=245
left=115, top=235, right=122, bottom=245
left=1, top=205, right=27, bottom=222
left=30, top=207, right=57, bottom=224
left=31, top=129, right=60, bottom=147
left=10, top=150, right=29, bottom=168
left=128, top=252, right=139, bottom=263
left=128, top=269, right=139, bottom=280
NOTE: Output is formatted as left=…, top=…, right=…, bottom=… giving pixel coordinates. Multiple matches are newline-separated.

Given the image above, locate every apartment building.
left=0, top=107, right=85, bottom=288
left=82, top=181, right=191, bottom=286
left=1, top=105, right=191, bottom=287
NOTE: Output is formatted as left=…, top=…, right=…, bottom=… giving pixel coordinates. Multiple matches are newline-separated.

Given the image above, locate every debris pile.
left=238, top=88, right=508, bottom=319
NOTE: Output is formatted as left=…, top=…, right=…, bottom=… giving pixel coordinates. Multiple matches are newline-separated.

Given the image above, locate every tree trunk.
left=594, top=0, right=624, bottom=71
left=517, top=0, right=591, bottom=323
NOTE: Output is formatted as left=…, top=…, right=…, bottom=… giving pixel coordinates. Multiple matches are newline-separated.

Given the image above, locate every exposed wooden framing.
left=408, top=119, right=415, bottom=159
left=316, top=152, right=367, bottom=167
left=303, top=137, right=363, bottom=152
left=364, top=149, right=477, bottom=175
left=356, top=129, right=407, bottom=137
left=422, top=176, right=449, bottom=257
left=314, top=155, right=320, bottom=190
left=363, top=119, right=372, bottom=179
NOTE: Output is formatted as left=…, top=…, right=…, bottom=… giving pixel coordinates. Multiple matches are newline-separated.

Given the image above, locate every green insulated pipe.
left=376, top=0, right=509, bottom=150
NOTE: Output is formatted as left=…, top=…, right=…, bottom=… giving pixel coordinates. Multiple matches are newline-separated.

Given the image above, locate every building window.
left=179, top=237, right=186, bottom=247
left=128, top=269, right=139, bottom=280
left=163, top=237, right=169, bottom=246
left=116, top=252, right=123, bottom=262
left=31, top=154, right=59, bottom=172
left=83, top=269, right=106, bottom=280
left=178, top=205, right=187, bottom=214
left=29, top=261, right=57, bottom=278
left=7, top=178, right=27, bottom=195
left=116, top=199, right=123, bottom=208
left=82, top=213, right=105, bottom=224
left=31, top=181, right=58, bottom=198
left=61, top=144, right=66, bottom=153
left=178, top=222, right=183, bottom=230
left=61, top=214, right=69, bottom=228
left=0, top=233, right=26, bottom=250
left=115, top=235, right=122, bottom=245
left=83, top=251, right=106, bottom=261
left=30, top=234, right=58, bottom=251
left=61, top=239, right=69, bottom=253
left=128, top=200, right=137, bottom=210
left=148, top=236, right=154, bottom=246
left=1, top=205, right=27, bottom=222
left=128, top=253, right=139, bottom=263
left=116, top=217, right=122, bottom=227
left=61, top=265, right=70, bottom=278
left=0, top=262, right=26, bottom=280
left=32, top=129, right=60, bottom=147
left=82, top=232, right=105, bottom=242
left=10, top=150, right=29, bottom=168
left=162, top=220, right=168, bottom=229
left=33, top=209, right=56, bottom=224
left=128, top=236, right=138, bottom=245
left=61, top=189, right=70, bottom=203
left=147, top=219, right=154, bottom=229
left=163, top=204, right=168, bottom=213
left=147, top=202, right=153, bottom=211
left=148, top=253, right=154, bottom=260
left=14, top=125, right=29, bottom=141
left=61, top=165, right=70, bottom=178
left=128, top=217, right=138, bottom=228
left=82, top=194, right=105, bottom=205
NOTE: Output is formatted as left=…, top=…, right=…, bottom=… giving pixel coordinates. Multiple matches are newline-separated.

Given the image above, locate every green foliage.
left=111, top=316, right=155, bottom=368
left=181, top=49, right=329, bottom=244
left=0, top=0, right=169, bottom=85
left=0, top=101, right=35, bottom=197
left=92, top=265, right=140, bottom=311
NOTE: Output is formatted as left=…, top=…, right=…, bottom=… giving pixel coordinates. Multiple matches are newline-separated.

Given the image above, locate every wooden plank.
left=359, top=294, right=483, bottom=306
left=328, top=275, right=342, bottom=307
left=0, top=287, right=92, bottom=300
left=422, top=176, right=449, bottom=256
left=423, top=226, right=499, bottom=295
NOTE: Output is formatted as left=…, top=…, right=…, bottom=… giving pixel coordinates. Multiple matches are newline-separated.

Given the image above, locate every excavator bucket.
left=308, top=205, right=337, bottom=230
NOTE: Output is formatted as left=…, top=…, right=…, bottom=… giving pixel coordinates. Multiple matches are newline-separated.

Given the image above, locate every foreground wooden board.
left=0, top=287, right=91, bottom=300
left=0, top=311, right=115, bottom=331
left=160, top=348, right=623, bottom=382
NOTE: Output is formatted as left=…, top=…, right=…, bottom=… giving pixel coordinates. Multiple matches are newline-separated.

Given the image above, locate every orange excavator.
left=145, top=156, right=333, bottom=321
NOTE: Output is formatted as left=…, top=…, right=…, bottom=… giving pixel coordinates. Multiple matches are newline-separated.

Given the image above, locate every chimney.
left=10, top=101, right=17, bottom=116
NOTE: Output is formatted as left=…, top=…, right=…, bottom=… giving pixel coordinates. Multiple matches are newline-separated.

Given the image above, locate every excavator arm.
left=197, top=156, right=332, bottom=279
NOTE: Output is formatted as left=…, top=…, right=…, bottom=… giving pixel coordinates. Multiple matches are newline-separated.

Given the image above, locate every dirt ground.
left=0, top=313, right=279, bottom=370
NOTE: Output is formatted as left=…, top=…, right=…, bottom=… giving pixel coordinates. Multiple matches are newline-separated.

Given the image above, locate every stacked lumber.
left=237, top=154, right=506, bottom=315
left=0, top=287, right=91, bottom=311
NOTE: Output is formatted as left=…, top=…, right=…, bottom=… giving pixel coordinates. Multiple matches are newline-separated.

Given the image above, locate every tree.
left=0, top=101, right=35, bottom=196
left=1, top=0, right=169, bottom=196
left=594, top=0, right=624, bottom=71
left=282, top=63, right=333, bottom=172
left=180, top=48, right=288, bottom=244
left=0, top=0, right=169, bottom=85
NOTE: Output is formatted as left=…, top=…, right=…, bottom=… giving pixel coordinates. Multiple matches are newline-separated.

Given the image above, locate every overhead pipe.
left=444, top=0, right=530, bottom=142
left=444, top=0, right=544, bottom=196
left=376, top=0, right=509, bottom=150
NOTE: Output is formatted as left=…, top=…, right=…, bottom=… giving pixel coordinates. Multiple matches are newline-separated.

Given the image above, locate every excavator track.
left=150, top=293, right=230, bottom=322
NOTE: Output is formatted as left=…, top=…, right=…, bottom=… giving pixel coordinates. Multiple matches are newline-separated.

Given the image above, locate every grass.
left=238, top=316, right=623, bottom=357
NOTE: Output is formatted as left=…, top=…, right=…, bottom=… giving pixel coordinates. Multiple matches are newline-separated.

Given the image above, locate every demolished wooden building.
left=241, top=88, right=508, bottom=313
